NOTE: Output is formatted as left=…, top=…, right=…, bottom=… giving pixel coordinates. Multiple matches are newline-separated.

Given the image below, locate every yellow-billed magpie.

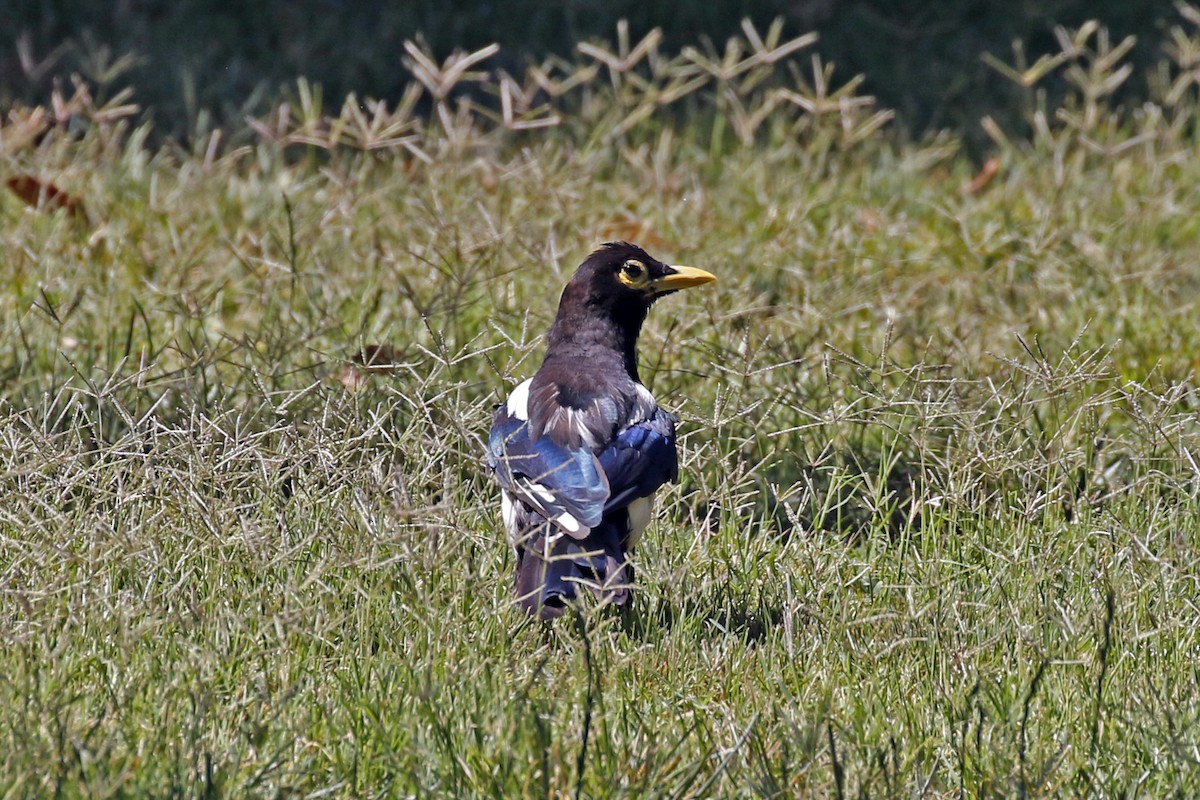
left=487, top=242, right=716, bottom=619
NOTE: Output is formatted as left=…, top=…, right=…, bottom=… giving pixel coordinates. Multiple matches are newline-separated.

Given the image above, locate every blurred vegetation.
left=3, top=0, right=1182, bottom=141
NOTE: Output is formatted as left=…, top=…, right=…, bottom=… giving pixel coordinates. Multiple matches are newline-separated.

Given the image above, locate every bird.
left=486, top=242, right=716, bottom=619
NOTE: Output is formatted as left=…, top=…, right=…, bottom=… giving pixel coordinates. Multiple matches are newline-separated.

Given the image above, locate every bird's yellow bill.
left=653, top=265, right=717, bottom=293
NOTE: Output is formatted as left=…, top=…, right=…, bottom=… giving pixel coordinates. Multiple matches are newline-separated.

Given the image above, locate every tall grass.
left=3, top=14, right=1200, bottom=798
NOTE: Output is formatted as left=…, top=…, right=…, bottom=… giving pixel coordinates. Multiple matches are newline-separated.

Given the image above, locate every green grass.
left=4, top=19, right=1200, bottom=798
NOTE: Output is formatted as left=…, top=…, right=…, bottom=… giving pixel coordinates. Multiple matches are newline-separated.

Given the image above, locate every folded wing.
left=488, top=409, right=609, bottom=537
left=600, top=406, right=678, bottom=513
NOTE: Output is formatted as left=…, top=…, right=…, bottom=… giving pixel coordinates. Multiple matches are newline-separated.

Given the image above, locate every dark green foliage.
left=3, top=0, right=1182, bottom=138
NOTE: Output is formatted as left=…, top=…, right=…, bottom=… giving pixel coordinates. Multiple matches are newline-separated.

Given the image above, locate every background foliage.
left=3, top=0, right=1183, bottom=138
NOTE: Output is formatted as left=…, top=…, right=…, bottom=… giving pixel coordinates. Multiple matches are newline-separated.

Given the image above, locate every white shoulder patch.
left=632, top=383, right=659, bottom=422
left=506, top=378, right=533, bottom=420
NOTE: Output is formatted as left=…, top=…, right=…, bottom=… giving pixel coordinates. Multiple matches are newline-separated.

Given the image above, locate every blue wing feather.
left=598, top=407, right=678, bottom=512
left=488, top=409, right=609, bottom=528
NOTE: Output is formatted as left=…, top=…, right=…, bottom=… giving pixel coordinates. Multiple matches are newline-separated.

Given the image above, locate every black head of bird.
left=543, top=242, right=719, bottom=382
left=486, top=242, right=716, bottom=619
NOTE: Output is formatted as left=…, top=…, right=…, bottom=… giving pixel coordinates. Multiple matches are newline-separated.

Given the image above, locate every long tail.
left=514, top=519, right=631, bottom=619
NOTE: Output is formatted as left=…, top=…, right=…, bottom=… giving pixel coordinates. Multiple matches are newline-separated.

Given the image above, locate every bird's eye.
left=621, top=260, right=646, bottom=280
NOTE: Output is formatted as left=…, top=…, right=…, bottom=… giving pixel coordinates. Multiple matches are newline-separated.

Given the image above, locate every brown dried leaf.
left=338, top=344, right=404, bottom=392
left=598, top=218, right=671, bottom=252
left=854, top=208, right=882, bottom=233
left=353, top=344, right=402, bottom=373
left=964, top=157, right=1001, bottom=195
left=477, top=164, right=499, bottom=193
left=6, top=175, right=87, bottom=220
left=336, top=364, right=369, bottom=392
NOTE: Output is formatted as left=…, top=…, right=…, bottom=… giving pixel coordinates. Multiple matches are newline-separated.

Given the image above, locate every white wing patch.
left=527, top=481, right=558, bottom=505
left=501, top=491, right=518, bottom=530
left=515, top=480, right=592, bottom=539
left=553, top=510, right=584, bottom=535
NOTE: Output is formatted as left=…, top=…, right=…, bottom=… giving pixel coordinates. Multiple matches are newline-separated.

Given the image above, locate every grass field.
left=4, top=19, right=1200, bottom=798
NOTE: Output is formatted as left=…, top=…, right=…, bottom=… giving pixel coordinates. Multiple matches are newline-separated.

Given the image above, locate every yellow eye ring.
left=621, top=260, right=646, bottom=280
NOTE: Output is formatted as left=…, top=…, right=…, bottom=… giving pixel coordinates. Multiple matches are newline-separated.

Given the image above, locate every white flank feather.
left=625, top=495, right=653, bottom=548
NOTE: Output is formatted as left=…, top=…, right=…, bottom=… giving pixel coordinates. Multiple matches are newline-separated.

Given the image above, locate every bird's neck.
left=545, top=297, right=646, bottom=383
